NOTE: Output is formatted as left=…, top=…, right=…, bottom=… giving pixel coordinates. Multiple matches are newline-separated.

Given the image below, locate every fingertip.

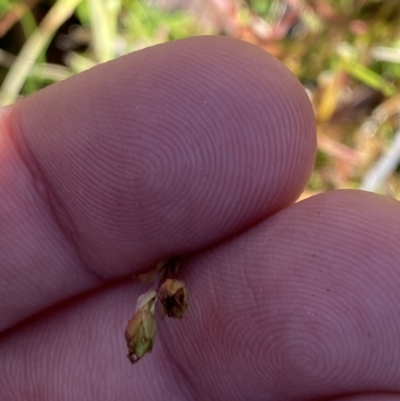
left=162, top=189, right=400, bottom=400
left=11, top=36, right=316, bottom=272
left=1, top=36, right=316, bottom=330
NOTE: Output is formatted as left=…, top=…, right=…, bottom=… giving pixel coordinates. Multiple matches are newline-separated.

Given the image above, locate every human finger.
left=170, top=190, right=400, bottom=400
left=0, top=36, right=315, bottom=331
left=2, top=190, right=400, bottom=401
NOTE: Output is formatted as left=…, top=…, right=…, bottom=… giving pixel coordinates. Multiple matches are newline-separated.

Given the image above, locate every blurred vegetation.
left=1, top=0, right=400, bottom=198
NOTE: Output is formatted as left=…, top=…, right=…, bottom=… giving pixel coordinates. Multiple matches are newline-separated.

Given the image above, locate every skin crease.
left=0, top=36, right=399, bottom=401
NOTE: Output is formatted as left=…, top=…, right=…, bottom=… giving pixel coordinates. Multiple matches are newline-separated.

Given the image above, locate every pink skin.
left=0, top=36, right=399, bottom=401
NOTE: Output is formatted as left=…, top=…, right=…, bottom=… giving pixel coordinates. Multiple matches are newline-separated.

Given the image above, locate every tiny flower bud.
left=125, top=290, right=157, bottom=364
left=125, top=309, right=156, bottom=364
left=157, top=279, right=188, bottom=319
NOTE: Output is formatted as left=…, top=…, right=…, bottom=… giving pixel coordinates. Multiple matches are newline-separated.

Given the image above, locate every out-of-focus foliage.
left=1, top=0, right=400, bottom=197
left=241, top=0, right=400, bottom=198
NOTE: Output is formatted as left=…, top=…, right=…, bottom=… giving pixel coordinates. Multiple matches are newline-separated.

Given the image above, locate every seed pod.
left=125, top=290, right=157, bottom=364
left=157, top=279, right=188, bottom=319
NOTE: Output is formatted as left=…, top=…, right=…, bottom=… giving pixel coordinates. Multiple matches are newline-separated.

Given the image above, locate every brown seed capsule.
left=125, top=290, right=157, bottom=364
left=157, top=279, right=188, bottom=319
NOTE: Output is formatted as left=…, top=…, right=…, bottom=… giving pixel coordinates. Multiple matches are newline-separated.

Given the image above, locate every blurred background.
left=1, top=0, right=400, bottom=199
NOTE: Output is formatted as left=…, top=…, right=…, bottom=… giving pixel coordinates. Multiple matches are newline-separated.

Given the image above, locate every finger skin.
left=329, top=396, right=400, bottom=401
left=2, top=190, right=400, bottom=401
left=0, top=36, right=315, bottom=331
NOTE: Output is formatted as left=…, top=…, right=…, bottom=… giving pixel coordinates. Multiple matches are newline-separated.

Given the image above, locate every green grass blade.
left=0, top=0, right=83, bottom=106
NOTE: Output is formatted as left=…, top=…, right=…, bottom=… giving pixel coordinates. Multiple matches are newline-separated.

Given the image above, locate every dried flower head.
left=125, top=290, right=157, bottom=364
left=157, top=278, right=188, bottom=319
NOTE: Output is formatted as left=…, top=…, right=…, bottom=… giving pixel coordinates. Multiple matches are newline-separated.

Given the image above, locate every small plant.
left=124, top=258, right=188, bottom=364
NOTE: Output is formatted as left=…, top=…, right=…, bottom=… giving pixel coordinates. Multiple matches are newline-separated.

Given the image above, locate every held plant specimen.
left=125, top=290, right=157, bottom=363
left=125, top=258, right=188, bottom=364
